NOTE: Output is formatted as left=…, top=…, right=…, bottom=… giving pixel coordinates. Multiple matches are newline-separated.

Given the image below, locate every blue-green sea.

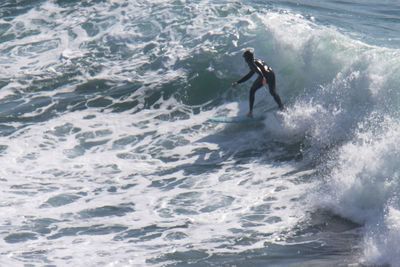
left=1, top=0, right=400, bottom=266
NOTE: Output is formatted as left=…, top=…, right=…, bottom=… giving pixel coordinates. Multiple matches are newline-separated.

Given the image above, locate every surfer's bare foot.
left=247, top=111, right=253, bottom=118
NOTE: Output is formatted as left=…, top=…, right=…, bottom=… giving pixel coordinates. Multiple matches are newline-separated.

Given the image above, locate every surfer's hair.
left=243, top=49, right=254, bottom=61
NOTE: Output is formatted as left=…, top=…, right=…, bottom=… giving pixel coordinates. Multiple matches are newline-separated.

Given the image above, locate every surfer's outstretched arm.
left=236, top=70, right=254, bottom=84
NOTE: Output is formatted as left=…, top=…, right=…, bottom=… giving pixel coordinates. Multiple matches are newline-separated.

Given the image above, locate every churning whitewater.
left=1, top=0, right=400, bottom=266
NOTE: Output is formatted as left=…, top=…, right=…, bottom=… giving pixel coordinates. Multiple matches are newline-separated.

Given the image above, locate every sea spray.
left=1, top=0, right=400, bottom=266
left=256, top=7, right=400, bottom=266
left=316, top=114, right=400, bottom=265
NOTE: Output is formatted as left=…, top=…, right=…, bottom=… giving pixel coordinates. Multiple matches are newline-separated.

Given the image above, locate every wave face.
left=1, top=0, right=400, bottom=266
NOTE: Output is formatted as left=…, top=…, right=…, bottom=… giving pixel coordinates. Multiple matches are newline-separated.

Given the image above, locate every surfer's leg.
left=249, top=77, right=263, bottom=116
left=267, top=73, right=284, bottom=110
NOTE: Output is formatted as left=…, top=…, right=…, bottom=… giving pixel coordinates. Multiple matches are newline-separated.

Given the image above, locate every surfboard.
left=209, top=115, right=265, bottom=123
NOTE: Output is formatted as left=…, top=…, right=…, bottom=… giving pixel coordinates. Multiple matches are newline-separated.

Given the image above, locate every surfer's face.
left=243, top=50, right=254, bottom=62
left=243, top=54, right=253, bottom=63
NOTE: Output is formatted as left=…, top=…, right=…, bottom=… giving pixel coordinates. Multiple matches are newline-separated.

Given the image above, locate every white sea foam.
left=253, top=7, right=400, bottom=266
left=314, top=115, right=400, bottom=266
left=0, top=99, right=314, bottom=265
left=1, top=0, right=400, bottom=265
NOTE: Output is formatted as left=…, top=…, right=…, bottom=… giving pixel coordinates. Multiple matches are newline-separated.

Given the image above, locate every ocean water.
left=1, top=0, right=400, bottom=266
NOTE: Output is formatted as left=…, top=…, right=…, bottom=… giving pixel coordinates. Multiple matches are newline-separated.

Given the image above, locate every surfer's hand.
left=262, top=77, right=267, bottom=86
left=232, top=82, right=238, bottom=88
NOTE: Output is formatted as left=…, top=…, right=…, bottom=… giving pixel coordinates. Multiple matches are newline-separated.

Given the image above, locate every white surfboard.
left=208, top=115, right=265, bottom=123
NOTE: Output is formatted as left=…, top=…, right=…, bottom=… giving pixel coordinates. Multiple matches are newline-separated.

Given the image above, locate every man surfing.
left=232, top=49, right=284, bottom=117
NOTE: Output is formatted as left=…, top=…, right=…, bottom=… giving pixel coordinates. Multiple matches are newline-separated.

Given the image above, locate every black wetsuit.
left=236, top=59, right=283, bottom=111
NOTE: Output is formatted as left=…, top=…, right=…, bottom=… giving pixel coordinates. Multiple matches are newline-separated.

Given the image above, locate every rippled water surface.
left=1, top=0, right=400, bottom=266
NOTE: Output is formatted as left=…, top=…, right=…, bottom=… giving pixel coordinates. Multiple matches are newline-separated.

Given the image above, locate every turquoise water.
left=1, top=0, right=400, bottom=266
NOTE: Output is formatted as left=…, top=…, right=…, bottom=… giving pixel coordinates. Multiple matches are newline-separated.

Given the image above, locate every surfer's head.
left=243, top=49, right=254, bottom=62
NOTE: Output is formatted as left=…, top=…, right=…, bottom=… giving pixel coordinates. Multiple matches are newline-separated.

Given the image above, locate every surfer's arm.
left=254, top=60, right=267, bottom=86
left=236, top=70, right=254, bottom=84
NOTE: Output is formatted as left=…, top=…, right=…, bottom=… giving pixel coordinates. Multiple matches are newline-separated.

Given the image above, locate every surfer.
left=232, top=49, right=284, bottom=117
